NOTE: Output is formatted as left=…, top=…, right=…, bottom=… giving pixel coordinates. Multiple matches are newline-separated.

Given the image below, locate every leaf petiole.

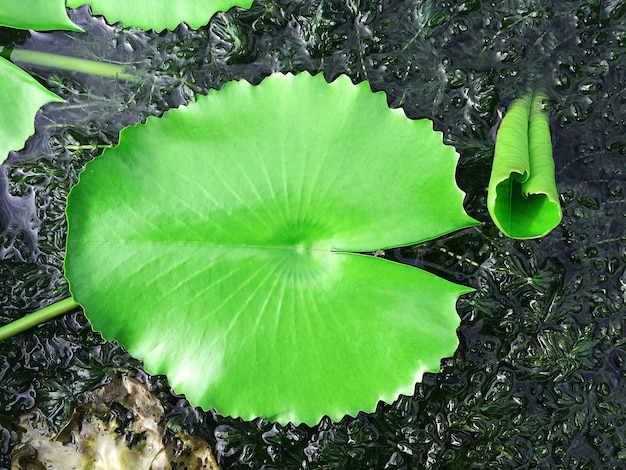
left=9, top=49, right=137, bottom=80
left=0, top=297, right=80, bottom=341
left=66, top=144, right=114, bottom=151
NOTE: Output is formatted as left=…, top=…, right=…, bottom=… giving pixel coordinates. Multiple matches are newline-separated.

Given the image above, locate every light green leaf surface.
left=65, top=72, right=477, bottom=425
left=0, top=1, right=78, bottom=164
left=0, top=0, right=82, bottom=31
left=66, top=0, right=254, bottom=31
left=0, top=57, right=63, bottom=165
left=487, top=89, right=562, bottom=239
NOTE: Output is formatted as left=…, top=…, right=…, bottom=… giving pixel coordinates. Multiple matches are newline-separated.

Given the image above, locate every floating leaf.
left=0, top=0, right=82, bottom=31
left=0, top=57, right=63, bottom=164
left=66, top=0, right=254, bottom=31
left=487, top=89, right=562, bottom=239
left=65, top=72, right=477, bottom=425
left=0, top=2, right=80, bottom=164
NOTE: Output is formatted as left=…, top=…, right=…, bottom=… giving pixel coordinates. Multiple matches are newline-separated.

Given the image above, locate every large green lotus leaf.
left=66, top=0, right=254, bottom=31
left=65, top=72, right=477, bottom=425
left=0, top=57, right=63, bottom=164
left=487, top=89, right=562, bottom=238
left=0, top=0, right=82, bottom=31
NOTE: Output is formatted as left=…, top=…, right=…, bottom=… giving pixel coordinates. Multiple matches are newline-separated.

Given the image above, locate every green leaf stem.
left=487, top=89, right=562, bottom=239
left=10, top=49, right=136, bottom=80
left=66, top=0, right=255, bottom=31
left=65, top=72, right=477, bottom=425
left=0, top=297, right=80, bottom=341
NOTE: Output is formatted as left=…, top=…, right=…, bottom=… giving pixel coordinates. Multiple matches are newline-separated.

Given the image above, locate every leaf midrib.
left=71, top=239, right=346, bottom=253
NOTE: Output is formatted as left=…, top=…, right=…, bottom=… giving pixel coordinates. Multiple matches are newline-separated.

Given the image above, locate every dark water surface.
left=1, top=1, right=625, bottom=468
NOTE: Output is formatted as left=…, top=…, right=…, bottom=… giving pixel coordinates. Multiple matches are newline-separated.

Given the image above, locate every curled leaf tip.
left=487, top=88, right=562, bottom=239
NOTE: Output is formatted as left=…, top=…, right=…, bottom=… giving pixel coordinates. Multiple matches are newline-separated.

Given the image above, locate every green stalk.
left=0, top=297, right=80, bottom=341
left=10, top=49, right=136, bottom=80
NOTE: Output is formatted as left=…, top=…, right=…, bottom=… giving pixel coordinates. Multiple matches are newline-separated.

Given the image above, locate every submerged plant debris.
left=1, top=1, right=626, bottom=468
left=12, top=375, right=220, bottom=469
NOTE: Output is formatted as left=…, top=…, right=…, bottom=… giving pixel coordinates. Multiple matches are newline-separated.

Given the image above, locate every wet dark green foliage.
left=1, top=1, right=626, bottom=468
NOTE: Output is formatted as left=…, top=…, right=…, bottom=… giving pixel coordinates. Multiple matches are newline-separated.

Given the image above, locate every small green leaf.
left=65, top=72, right=477, bottom=425
left=487, top=89, right=562, bottom=239
left=0, top=0, right=82, bottom=31
left=66, top=0, right=254, bottom=31
left=0, top=2, right=80, bottom=164
left=0, top=57, right=64, bottom=164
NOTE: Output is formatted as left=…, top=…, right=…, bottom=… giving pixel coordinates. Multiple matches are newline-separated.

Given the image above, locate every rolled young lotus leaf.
left=65, top=72, right=478, bottom=425
left=487, top=89, right=562, bottom=239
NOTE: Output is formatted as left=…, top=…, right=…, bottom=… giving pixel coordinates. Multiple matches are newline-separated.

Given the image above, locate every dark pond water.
left=1, top=1, right=625, bottom=468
